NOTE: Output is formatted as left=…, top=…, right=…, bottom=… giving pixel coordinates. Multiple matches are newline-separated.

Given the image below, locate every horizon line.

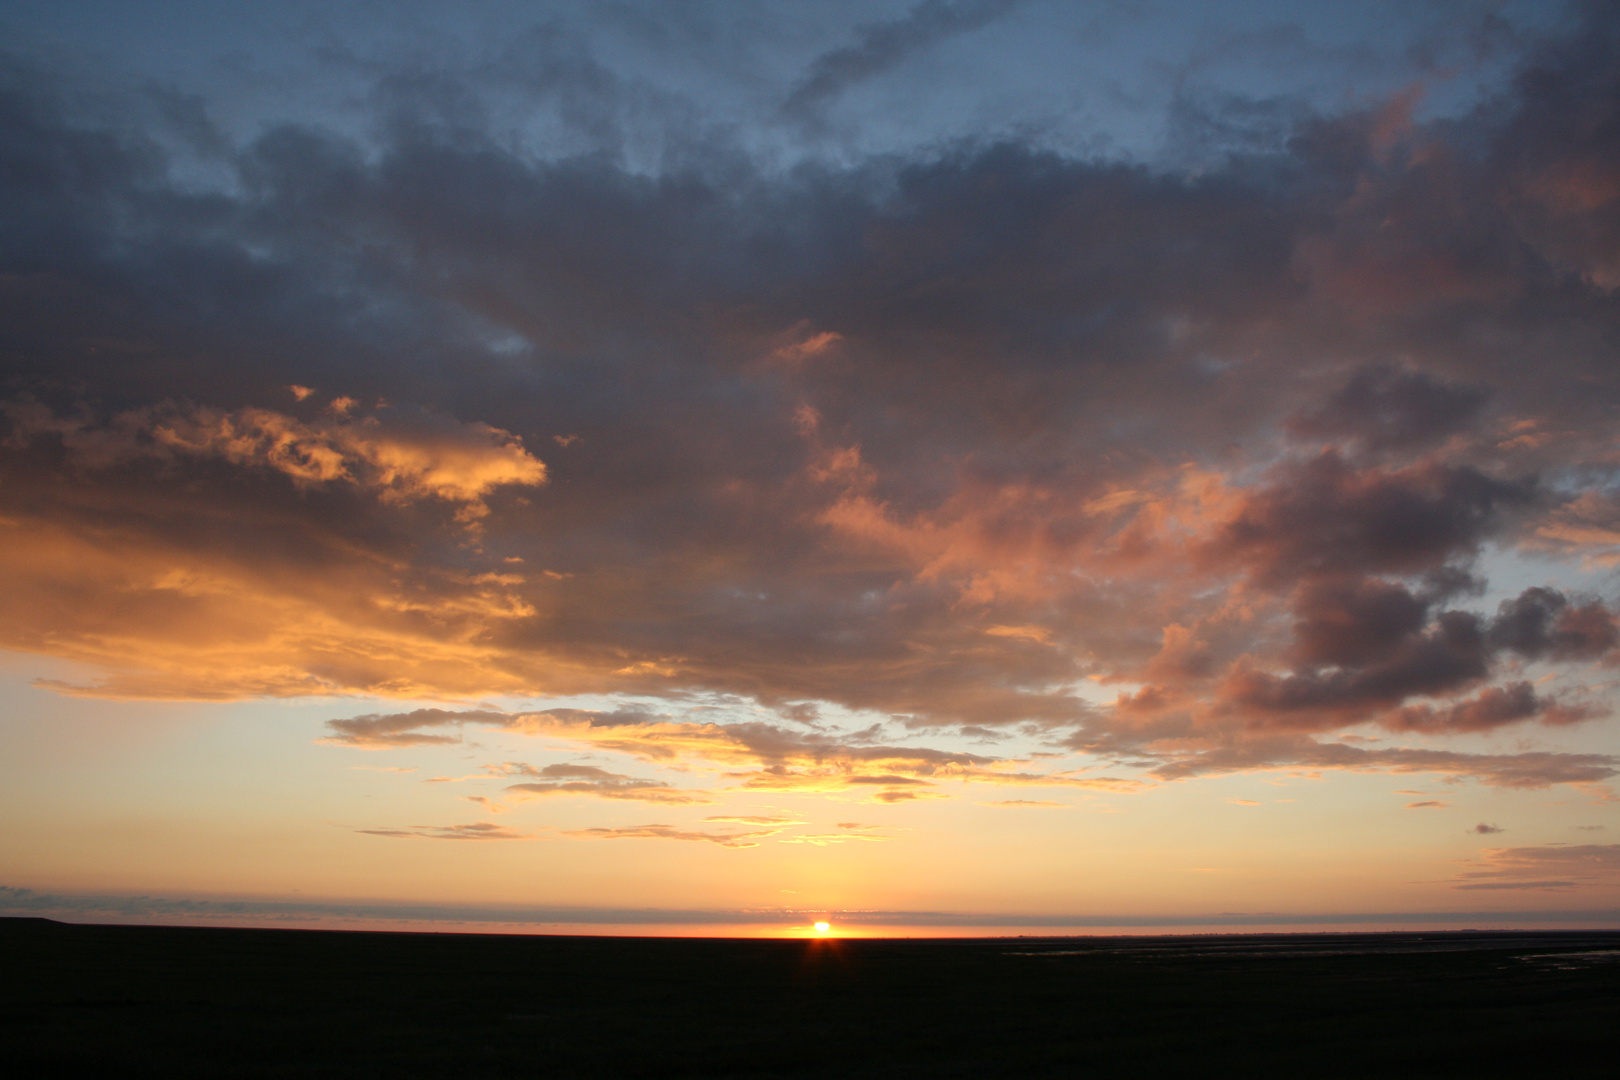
left=4, top=886, right=1617, bottom=931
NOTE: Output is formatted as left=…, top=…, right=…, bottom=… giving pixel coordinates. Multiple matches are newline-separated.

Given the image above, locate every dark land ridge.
left=3, top=917, right=1617, bottom=1078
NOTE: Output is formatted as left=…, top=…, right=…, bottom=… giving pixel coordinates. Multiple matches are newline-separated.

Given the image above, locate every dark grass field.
left=3, top=918, right=1617, bottom=1078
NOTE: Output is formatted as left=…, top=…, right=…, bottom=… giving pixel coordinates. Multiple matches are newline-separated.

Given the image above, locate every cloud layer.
left=2, top=3, right=1619, bottom=799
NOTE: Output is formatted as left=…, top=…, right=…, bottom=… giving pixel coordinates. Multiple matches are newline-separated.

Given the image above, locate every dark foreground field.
left=3, top=919, right=1617, bottom=1078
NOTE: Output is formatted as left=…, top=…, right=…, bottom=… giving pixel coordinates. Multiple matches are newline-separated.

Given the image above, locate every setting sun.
left=814, top=922, right=831, bottom=934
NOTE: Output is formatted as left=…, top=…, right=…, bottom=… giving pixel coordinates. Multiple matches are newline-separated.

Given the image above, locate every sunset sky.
left=2, top=0, right=1619, bottom=935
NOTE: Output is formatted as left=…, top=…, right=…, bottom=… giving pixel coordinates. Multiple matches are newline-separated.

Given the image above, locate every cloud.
left=1530, top=492, right=1620, bottom=565
left=777, top=832, right=893, bottom=845
left=321, top=709, right=508, bottom=748
left=1473, top=823, right=1505, bottom=834
left=1201, top=453, right=1531, bottom=589
left=1451, top=844, right=1620, bottom=891
left=1146, top=741, right=1617, bottom=790
left=1385, top=682, right=1601, bottom=735
left=1, top=5, right=1619, bottom=799
left=356, top=822, right=537, bottom=841
left=782, top=0, right=1019, bottom=119
left=503, top=762, right=710, bottom=804
left=1287, top=366, right=1489, bottom=453
left=322, top=706, right=1126, bottom=800
left=1406, top=800, right=1448, bottom=808
left=4, top=399, right=546, bottom=522
left=564, top=823, right=783, bottom=849
left=1487, top=587, right=1620, bottom=661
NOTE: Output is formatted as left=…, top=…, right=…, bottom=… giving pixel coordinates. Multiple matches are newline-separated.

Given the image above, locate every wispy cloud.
left=356, top=822, right=538, bottom=841
left=502, top=762, right=710, bottom=804
left=564, top=823, right=785, bottom=849
left=782, top=0, right=1020, bottom=120
left=1451, top=845, right=1620, bottom=891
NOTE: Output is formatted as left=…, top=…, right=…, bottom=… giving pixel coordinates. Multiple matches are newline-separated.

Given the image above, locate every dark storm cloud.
left=2, top=3, right=1619, bottom=792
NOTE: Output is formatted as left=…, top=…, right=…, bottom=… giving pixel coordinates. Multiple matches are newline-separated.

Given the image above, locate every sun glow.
left=814, top=921, right=831, bottom=934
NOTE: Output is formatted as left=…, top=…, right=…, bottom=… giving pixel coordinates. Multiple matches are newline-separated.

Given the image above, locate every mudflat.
left=3, top=918, right=1617, bottom=1078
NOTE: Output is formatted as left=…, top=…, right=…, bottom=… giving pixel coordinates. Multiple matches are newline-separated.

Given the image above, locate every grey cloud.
left=782, top=0, right=1019, bottom=119
left=1488, top=587, right=1620, bottom=662
left=1211, top=580, right=1614, bottom=733
left=503, top=762, right=709, bottom=804
left=322, top=709, right=509, bottom=748
left=1289, top=577, right=1433, bottom=669
left=1224, top=611, right=1493, bottom=725
left=1287, top=366, right=1489, bottom=453
left=1206, top=453, right=1533, bottom=588
left=1147, top=739, right=1616, bottom=789
left=1385, top=683, right=1543, bottom=734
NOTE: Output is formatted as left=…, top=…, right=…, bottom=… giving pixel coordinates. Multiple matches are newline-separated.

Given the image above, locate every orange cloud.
left=6, top=399, right=546, bottom=518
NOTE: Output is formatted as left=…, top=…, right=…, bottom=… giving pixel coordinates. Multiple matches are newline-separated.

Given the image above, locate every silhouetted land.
left=3, top=918, right=1617, bottom=1078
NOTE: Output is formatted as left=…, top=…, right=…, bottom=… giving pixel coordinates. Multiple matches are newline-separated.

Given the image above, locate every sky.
left=2, top=0, right=1619, bottom=936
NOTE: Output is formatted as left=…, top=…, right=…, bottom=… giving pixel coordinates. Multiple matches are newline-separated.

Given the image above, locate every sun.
left=814, top=921, right=831, bottom=934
